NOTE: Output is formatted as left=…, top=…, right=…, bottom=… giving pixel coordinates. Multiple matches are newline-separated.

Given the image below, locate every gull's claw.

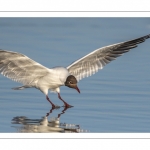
left=62, top=104, right=74, bottom=108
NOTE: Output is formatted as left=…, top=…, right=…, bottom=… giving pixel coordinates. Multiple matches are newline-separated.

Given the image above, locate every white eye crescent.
left=69, top=81, right=72, bottom=84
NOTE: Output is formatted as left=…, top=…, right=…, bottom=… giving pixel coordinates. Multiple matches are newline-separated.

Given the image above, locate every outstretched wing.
left=67, top=34, right=150, bottom=81
left=0, top=50, right=50, bottom=85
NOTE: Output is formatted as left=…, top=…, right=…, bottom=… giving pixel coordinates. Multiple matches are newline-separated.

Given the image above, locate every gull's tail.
left=12, top=85, right=32, bottom=90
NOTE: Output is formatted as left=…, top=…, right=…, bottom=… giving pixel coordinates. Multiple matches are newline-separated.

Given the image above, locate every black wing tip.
left=138, top=34, right=150, bottom=42
left=121, top=34, right=150, bottom=47
left=144, top=34, right=150, bottom=39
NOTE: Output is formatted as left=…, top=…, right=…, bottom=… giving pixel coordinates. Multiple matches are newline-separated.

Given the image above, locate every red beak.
left=75, top=85, right=80, bottom=93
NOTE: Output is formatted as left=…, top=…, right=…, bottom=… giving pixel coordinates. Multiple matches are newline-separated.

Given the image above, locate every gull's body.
left=0, top=34, right=150, bottom=108
left=32, top=67, right=70, bottom=95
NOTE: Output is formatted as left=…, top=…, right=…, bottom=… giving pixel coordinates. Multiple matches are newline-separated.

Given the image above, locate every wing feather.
left=67, top=34, right=150, bottom=81
left=0, top=50, right=50, bottom=85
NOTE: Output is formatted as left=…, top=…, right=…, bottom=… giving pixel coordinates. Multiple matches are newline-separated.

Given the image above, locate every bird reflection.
left=11, top=107, right=87, bottom=133
left=46, top=106, right=69, bottom=118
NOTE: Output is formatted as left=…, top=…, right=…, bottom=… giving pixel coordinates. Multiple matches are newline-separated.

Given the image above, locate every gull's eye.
left=69, top=81, right=73, bottom=84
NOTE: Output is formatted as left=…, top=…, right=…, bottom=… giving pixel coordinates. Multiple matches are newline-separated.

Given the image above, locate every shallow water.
left=0, top=18, right=150, bottom=133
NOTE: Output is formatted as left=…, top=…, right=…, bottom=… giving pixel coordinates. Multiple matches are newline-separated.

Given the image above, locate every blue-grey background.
left=0, top=18, right=150, bottom=132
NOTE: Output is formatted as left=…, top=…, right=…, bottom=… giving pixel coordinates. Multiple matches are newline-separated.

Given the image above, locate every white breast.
left=36, top=67, right=69, bottom=92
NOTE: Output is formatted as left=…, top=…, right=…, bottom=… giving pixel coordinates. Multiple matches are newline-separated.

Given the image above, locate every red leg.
left=46, top=95, right=56, bottom=108
left=58, top=93, right=73, bottom=108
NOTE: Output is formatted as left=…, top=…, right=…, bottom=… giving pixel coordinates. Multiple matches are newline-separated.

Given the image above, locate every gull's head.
left=65, top=75, right=80, bottom=93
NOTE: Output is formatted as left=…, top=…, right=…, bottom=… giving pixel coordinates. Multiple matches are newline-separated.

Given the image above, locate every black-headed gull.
left=0, top=34, right=150, bottom=108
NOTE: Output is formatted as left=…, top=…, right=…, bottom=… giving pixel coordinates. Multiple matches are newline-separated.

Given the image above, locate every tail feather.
left=12, top=85, right=31, bottom=90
